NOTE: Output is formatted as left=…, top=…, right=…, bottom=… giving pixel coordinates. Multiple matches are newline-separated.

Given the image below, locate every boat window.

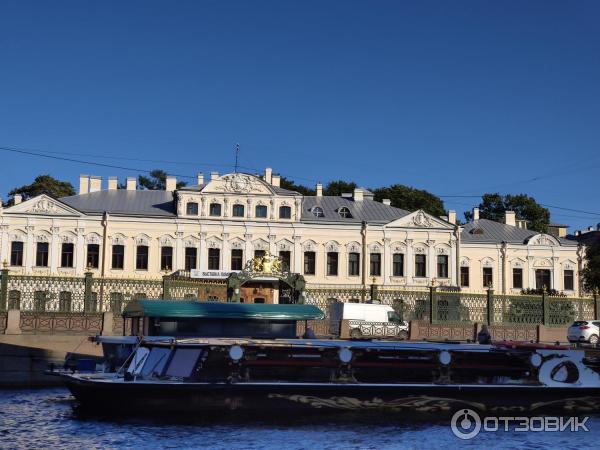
left=127, top=347, right=150, bottom=375
left=141, top=347, right=171, bottom=377
left=165, top=348, right=203, bottom=378
left=387, top=311, right=401, bottom=323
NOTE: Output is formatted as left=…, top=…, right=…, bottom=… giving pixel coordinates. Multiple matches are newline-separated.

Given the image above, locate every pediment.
left=201, top=173, right=274, bottom=196
left=4, top=195, right=81, bottom=217
left=526, top=233, right=560, bottom=247
left=385, top=210, right=454, bottom=230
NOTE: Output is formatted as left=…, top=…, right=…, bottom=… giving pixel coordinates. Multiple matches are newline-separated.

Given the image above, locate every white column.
left=450, top=241, right=457, bottom=286
left=268, top=234, right=277, bottom=255
left=552, top=257, right=560, bottom=291
left=244, top=234, right=253, bottom=266
left=383, top=238, right=391, bottom=284
left=222, top=234, right=231, bottom=271
left=427, top=240, right=436, bottom=280
left=527, top=256, right=535, bottom=290
left=199, top=233, right=207, bottom=270
left=24, top=225, right=34, bottom=274
left=75, top=228, right=85, bottom=275
left=50, top=227, right=61, bottom=273
left=175, top=232, right=184, bottom=271
left=293, top=236, right=302, bottom=273
left=405, top=239, right=414, bottom=281
left=0, top=225, right=9, bottom=263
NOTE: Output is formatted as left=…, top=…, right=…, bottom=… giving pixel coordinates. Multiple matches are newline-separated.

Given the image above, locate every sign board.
left=190, top=270, right=238, bottom=279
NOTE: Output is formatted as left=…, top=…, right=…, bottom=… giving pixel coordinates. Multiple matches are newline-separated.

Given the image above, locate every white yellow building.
left=0, top=168, right=583, bottom=302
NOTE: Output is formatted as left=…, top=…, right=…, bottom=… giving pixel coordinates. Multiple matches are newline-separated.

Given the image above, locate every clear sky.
left=1, top=0, right=599, bottom=230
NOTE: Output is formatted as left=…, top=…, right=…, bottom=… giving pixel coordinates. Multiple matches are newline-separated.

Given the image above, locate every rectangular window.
left=255, top=205, right=268, bottom=218
left=437, top=255, right=449, bottom=278
left=209, top=203, right=221, bottom=216
left=392, top=253, right=404, bottom=277
left=460, top=267, right=470, bottom=287
left=370, top=253, right=381, bottom=276
left=564, top=270, right=574, bottom=291
left=279, top=250, right=291, bottom=271
left=208, top=248, right=220, bottom=270
left=535, top=269, right=552, bottom=290
left=61, top=243, right=74, bottom=268
left=513, top=268, right=523, bottom=289
left=327, top=252, right=338, bottom=276
left=483, top=267, right=493, bottom=287
left=136, top=245, right=149, bottom=270
left=10, top=242, right=24, bottom=266
left=232, top=204, right=245, bottom=217
left=36, top=242, right=49, bottom=267
left=231, top=249, right=243, bottom=270
left=415, top=254, right=427, bottom=277
left=348, top=252, right=360, bottom=276
left=254, top=249, right=265, bottom=259
left=87, top=244, right=100, bottom=269
left=186, top=202, right=198, bottom=215
left=185, top=247, right=197, bottom=271
left=112, top=245, right=125, bottom=270
left=304, top=251, right=316, bottom=275
left=160, top=246, right=173, bottom=271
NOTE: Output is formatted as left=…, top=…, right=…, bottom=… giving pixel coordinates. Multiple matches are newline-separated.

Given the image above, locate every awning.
left=123, top=300, right=325, bottom=321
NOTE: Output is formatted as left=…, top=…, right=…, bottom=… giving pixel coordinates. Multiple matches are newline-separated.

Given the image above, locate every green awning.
left=123, top=300, right=325, bottom=321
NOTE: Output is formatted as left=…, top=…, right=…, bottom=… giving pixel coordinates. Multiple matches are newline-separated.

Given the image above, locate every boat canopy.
left=123, top=300, right=325, bottom=321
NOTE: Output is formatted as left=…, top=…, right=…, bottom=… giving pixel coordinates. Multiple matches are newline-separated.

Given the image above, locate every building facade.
left=0, top=168, right=584, bottom=305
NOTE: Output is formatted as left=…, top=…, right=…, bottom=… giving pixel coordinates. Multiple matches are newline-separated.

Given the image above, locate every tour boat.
left=55, top=336, right=600, bottom=416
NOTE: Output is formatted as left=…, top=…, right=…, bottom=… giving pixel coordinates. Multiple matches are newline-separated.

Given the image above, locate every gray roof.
left=301, top=196, right=409, bottom=224
left=60, top=190, right=176, bottom=217
left=461, top=219, right=577, bottom=246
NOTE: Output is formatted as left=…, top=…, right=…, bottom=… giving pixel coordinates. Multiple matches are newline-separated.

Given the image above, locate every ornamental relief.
left=303, top=240, right=317, bottom=252
left=10, top=231, right=25, bottom=242
left=414, top=246, right=426, bottom=254
left=230, top=239, right=245, bottom=250
left=460, top=257, right=470, bottom=267
left=325, top=241, right=340, bottom=252
left=206, top=239, right=222, bottom=249
left=61, top=234, right=75, bottom=244
left=36, top=234, right=50, bottom=243
left=436, top=247, right=449, bottom=255
left=533, top=258, right=552, bottom=268
left=135, top=235, right=150, bottom=246
left=512, top=260, right=524, bottom=268
left=28, top=198, right=59, bottom=214
left=346, top=242, right=361, bottom=253
left=412, top=210, right=432, bottom=228
left=253, top=239, right=269, bottom=251
left=529, top=234, right=557, bottom=246
left=159, top=235, right=174, bottom=246
left=277, top=240, right=293, bottom=251
left=481, top=258, right=494, bottom=267
left=112, top=235, right=126, bottom=245
left=86, top=234, right=101, bottom=245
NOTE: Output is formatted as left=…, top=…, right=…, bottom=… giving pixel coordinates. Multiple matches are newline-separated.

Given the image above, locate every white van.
left=329, top=302, right=409, bottom=339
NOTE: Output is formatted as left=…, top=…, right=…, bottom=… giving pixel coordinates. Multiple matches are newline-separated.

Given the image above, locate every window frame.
left=208, top=248, right=220, bottom=270
left=483, top=267, right=493, bottom=288
left=160, top=246, right=173, bottom=271
left=326, top=252, right=339, bottom=276
left=232, top=204, right=245, bottom=217
left=460, top=266, right=470, bottom=287
left=392, top=253, right=404, bottom=277
left=86, top=243, right=100, bottom=269
left=209, top=203, right=222, bottom=217
left=230, top=249, right=243, bottom=271
left=186, top=202, right=198, bottom=216
left=60, top=242, right=75, bottom=268
left=136, top=245, right=149, bottom=270
left=10, top=241, right=24, bottom=267
left=437, top=254, right=449, bottom=278
left=370, top=253, right=382, bottom=277
left=255, top=204, right=268, bottom=218
left=564, top=269, right=574, bottom=291
left=348, top=252, right=360, bottom=276
left=303, top=251, right=316, bottom=275
left=512, top=268, right=523, bottom=289
left=184, top=247, right=197, bottom=271
left=279, top=205, right=292, bottom=219
left=311, top=206, right=324, bottom=218
left=112, top=244, right=125, bottom=270
left=36, top=242, right=49, bottom=267
left=415, top=254, right=427, bottom=278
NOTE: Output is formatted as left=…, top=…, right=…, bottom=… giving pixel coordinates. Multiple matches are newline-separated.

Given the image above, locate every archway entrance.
left=227, top=251, right=306, bottom=304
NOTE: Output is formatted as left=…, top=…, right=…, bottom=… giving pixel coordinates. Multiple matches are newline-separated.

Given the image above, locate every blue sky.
left=1, top=0, right=599, bottom=230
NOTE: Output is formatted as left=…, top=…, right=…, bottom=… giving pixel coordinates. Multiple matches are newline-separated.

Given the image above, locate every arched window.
left=209, top=203, right=222, bottom=216
left=311, top=206, right=325, bottom=218
left=337, top=207, right=352, bottom=218
left=255, top=204, right=268, bottom=218
left=186, top=202, right=198, bottom=215
left=279, top=205, right=292, bottom=219
left=232, top=204, right=245, bottom=217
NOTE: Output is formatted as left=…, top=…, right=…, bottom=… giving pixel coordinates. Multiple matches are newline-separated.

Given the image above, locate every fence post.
left=84, top=271, right=93, bottom=312
left=595, top=293, right=599, bottom=320
left=371, top=282, right=379, bottom=303
left=429, top=285, right=437, bottom=324
left=486, top=287, right=494, bottom=325
left=0, top=263, right=8, bottom=310
left=542, top=290, right=549, bottom=326
left=162, top=275, right=171, bottom=299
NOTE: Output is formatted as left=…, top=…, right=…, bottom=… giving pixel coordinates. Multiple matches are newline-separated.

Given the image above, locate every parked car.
left=329, top=302, right=409, bottom=339
left=567, top=321, right=600, bottom=345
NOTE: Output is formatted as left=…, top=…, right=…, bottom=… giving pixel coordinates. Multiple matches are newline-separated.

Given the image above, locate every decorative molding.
left=413, top=210, right=432, bottom=228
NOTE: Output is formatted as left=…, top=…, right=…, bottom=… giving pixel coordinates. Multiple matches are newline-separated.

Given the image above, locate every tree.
left=583, top=241, right=600, bottom=293
left=464, top=193, right=550, bottom=233
left=323, top=180, right=357, bottom=196
left=372, top=185, right=445, bottom=216
left=8, top=175, right=75, bottom=202
left=138, top=170, right=187, bottom=190
left=279, top=176, right=315, bottom=196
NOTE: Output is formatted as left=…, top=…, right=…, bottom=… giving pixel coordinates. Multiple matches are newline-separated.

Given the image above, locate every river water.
left=1, top=388, right=600, bottom=449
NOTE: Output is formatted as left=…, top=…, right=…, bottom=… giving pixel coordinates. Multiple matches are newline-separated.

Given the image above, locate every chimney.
left=264, top=167, right=272, bottom=184
left=89, top=176, right=102, bottom=193
left=473, top=207, right=480, bottom=221
left=126, top=177, right=136, bottom=191
left=107, top=177, right=118, bottom=190
left=353, top=188, right=364, bottom=202
left=448, top=210, right=456, bottom=224
left=13, top=194, right=22, bottom=205
left=197, top=173, right=204, bottom=186
left=575, top=230, right=581, bottom=236
left=316, top=183, right=323, bottom=197
left=210, top=171, right=219, bottom=181
left=165, top=176, right=177, bottom=192
left=504, top=211, right=516, bottom=227
left=382, top=199, right=391, bottom=206
left=272, top=174, right=281, bottom=187
left=79, top=175, right=89, bottom=195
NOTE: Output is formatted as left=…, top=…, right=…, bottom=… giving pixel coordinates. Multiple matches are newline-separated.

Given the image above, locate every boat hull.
left=65, top=376, right=600, bottom=417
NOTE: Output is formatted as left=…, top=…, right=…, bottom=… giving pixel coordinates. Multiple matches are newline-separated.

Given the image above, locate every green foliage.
left=464, top=193, right=550, bottom=232
left=583, top=241, right=600, bottom=293
left=373, top=185, right=445, bottom=216
left=138, top=170, right=187, bottom=190
left=279, top=176, right=315, bottom=196
left=323, top=180, right=357, bottom=196
left=9, top=175, right=75, bottom=201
